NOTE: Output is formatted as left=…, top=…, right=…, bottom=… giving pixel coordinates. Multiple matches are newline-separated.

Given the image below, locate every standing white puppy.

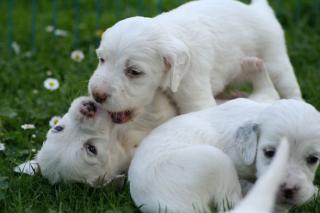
left=89, top=0, right=300, bottom=123
left=128, top=99, right=320, bottom=213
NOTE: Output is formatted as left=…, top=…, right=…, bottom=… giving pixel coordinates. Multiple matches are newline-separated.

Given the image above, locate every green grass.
left=0, top=0, right=320, bottom=212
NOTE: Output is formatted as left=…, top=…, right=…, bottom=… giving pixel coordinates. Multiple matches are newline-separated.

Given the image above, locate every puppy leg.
left=68, top=97, right=97, bottom=121
left=130, top=145, right=242, bottom=213
left=264, top=54, right=302, bottom=100
left=241, top=57, right=280, bottom=103
left=172, top=74, right=216, bottom=113
left=67, top=96, right=109, bottom=130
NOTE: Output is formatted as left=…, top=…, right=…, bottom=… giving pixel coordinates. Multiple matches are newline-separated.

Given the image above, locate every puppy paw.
left=79, top=100, right=97, bottom=118
left=241, top=57, right=264, bottom=74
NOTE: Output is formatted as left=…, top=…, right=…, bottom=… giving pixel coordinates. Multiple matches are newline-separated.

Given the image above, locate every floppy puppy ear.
left=235, top=122, right=260, bottom=165
left=161, top=37, right=190, bottom=93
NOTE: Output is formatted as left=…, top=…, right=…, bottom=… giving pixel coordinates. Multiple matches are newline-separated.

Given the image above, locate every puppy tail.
left=231, top=138, right=289, bottom=213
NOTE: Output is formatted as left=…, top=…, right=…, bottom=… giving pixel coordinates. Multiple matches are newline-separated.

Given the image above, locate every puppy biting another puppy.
left=89, top=0, right=300, bottom=124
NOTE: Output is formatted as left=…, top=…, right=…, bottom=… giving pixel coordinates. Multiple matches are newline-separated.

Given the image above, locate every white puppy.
left=128, top=99, right=320, bottom=212
left=88, top=0, right=300, bottom=123
left=229, top=138, right=289, bottom=213
left=35, top=92, right=175, bottom=186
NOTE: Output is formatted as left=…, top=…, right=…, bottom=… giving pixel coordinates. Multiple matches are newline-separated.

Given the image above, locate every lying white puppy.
left=128, top=99, right=320, bottom=212
left=229, top=138, right=289, bottom=213
left=35, top=93, right=175, bottom=186
left=88, top=0, right=300, bottom=123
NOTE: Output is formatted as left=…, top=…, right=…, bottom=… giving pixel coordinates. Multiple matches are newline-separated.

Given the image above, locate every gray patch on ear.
left=235, top=122, right=259, bottom=165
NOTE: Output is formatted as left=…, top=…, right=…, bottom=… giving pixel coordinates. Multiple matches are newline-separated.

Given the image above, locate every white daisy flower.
left=54, top=29, right=68, bottom=37
left=49, top=116, right=62, bottom=127
left=44, top=78, right=59, bottom=91
left=70, top=50, right=85, bottom=62
left=11, top=41, right=20, bottom=55
left=0, top=143, right=5, bottom=151
left=21, top=124, right=36, bottom=130
left=46, top=25, right=55, bottom=32
left=14, top=160, right=39, bottom=176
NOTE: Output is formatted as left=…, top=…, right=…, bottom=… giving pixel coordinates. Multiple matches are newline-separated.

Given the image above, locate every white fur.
left=128, top=99, right=320, bottom=212
left=89, top=0, right=300, bottom=119
left=36, top=92, right=176, bottom=186
left=228, top=138, right=289, bottom=213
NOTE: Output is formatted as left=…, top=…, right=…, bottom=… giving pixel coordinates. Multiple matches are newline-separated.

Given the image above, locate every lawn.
left=0, top=0, right=320, bottom=212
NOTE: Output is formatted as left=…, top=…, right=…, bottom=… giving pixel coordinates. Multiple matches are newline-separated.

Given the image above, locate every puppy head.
left=235, top=100, right=320, bottom=207
left=88, top=16, right=190, bottom=124
left=37, top=97, right=124, bottom=187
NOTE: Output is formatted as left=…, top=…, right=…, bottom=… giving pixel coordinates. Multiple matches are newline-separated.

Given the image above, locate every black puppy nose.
left=280, top=183, right=300, bottom=199
left=92, top=91, right=109, bottom=103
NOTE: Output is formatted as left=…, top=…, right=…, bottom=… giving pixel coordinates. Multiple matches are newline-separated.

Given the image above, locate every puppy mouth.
left=108, top=110, right=133, bottom=124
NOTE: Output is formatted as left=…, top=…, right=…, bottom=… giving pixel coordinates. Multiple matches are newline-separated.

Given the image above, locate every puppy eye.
left=306, top=155, right=319, bottom=165
left=99, top=58, right=105, bottom=63
left=263, top=147, right=276, bottom=158
left=52, top=125, right=64, bottom=133
left=85, top=143, right=97, bottom=156
left=125, top=67, right=144, bottom=78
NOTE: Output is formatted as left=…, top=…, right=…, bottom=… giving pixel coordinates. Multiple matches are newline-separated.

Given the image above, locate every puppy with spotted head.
left=222, top=99, right=320, bottom=212
left=128, top=98, right=320, bottom=213
left=35, top=92, right=176, bottom=186
left=252, top=101, right=320, bottom=211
